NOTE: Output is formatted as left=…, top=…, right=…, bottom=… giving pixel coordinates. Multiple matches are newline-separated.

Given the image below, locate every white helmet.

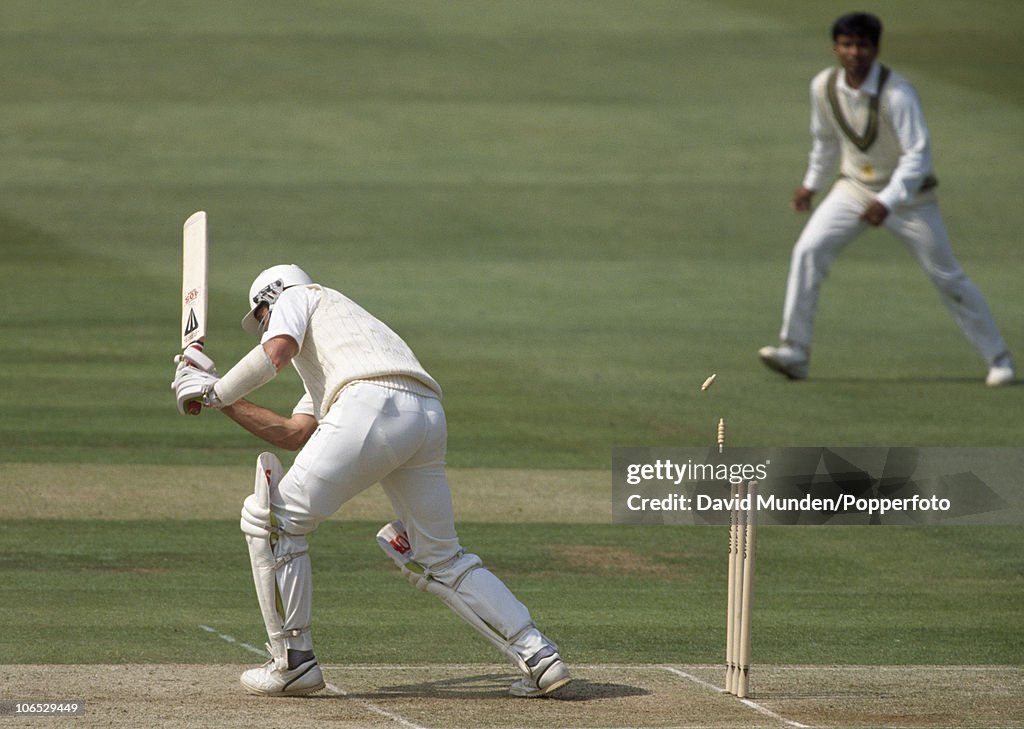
left=240, top=264, right=313, bottom=334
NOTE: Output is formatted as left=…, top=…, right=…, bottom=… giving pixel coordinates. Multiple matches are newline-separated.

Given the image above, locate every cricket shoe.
left=758, top=343, right=809, bottom=380
left=240, top=655, right=325, bottom=697
left=509, top=644, right=571, bottom=698
left=985, top=353, right=1016, bottom=387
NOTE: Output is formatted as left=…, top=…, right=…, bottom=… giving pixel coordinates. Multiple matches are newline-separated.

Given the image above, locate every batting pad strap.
left=213, top=345, right=277, bottom=407
left=374, top=521, right=532, bottom=673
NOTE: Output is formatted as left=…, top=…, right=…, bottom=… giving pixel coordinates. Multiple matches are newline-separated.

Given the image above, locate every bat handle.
left=183, top=341, right=205, bottom=416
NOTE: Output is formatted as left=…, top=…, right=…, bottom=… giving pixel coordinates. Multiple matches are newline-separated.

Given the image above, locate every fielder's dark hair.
left=831, top=12, right=882, bottom=45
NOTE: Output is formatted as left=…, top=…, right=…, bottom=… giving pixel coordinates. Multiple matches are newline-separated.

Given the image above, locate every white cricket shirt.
left=803, top=61, right=935, bottom=210
left=261, top=285, right=442, bottom=419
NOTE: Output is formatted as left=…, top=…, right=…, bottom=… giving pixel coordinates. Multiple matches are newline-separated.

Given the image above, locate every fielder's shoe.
left=240, top=654, right=325, bottom=697
left=758, top=343, right=809, bottom=380
left=985, top=353, right=1016, bottom=387
left=509, top=644, right=571, bottom=698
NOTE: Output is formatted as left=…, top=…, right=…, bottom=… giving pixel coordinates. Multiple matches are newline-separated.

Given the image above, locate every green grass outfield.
left=2, top=1, right=1022, bottom=468
left=1, top=513, right=1021, bottom=667
left=0, top=0, right=1021, bottom=713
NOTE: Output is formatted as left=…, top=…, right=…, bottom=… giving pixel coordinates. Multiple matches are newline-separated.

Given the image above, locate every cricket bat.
left=181, top=211, right=208, bottom=415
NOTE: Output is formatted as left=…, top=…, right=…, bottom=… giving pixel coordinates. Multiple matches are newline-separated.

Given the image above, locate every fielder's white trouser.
left=779, top=178, right=1008, bottom=365
left=268, top=382, right=535, bottom=656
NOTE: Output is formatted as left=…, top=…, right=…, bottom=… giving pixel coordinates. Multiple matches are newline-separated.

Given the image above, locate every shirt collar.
left=837, top=61, right=882, bottom=96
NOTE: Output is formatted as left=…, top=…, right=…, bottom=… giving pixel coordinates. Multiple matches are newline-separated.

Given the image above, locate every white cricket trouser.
left=268, top=382, right=529, bottom=652
left=779, top=178, right=1008, bottom=365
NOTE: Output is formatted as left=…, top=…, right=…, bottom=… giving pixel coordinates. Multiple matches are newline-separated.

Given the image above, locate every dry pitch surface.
left=4, top=465, right=1022, bottom=729
left=3, top=663, right=1020, bottom=728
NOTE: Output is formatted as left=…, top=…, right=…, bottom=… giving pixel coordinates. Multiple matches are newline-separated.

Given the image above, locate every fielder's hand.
left=172, top=361, right=222, bottom=415
left=860, top=200, right=889, bottom=227
left=791, top=186, right=815, bottom=212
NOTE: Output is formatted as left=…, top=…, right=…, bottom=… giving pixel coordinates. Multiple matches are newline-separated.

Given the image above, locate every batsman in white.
left=172, top=264, right=571, bottom=698
left=759, top=12, right=1015, bottom=386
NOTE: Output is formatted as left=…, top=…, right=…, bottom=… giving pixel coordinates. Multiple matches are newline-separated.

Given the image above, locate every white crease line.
left=198, top=625, right=429, bottom=729
left=198, top=624, right=267, bottom=658
left=323, top=681, right=429, bottom=729
left=661, top=666, right=813, bottom=729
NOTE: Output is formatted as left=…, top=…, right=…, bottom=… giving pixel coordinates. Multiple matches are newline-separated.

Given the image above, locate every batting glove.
left=174, top=345, right=218, bottom=375
left=173, top=366, right=223, bottom=415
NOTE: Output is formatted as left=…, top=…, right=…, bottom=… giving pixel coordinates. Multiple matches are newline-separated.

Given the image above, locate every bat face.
left=181, top=211, right=208, bottom=350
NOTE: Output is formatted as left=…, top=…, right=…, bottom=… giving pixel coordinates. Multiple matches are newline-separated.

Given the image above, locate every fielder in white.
left=172, top=264, right=571, bottom=698
left=759, top=12, right=1015, bottom=386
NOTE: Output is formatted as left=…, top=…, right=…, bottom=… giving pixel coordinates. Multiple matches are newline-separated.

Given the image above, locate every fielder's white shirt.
left=261, top=285, right=442, bottom=419
left=803, top=62, right=934, bottom=211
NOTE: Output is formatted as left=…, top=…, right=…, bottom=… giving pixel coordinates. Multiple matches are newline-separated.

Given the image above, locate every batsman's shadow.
left=329, top=672, right=649, bottom=702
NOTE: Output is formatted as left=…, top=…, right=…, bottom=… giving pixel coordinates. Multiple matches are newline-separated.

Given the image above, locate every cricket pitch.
left=3, top=663, right=1019, bottom=728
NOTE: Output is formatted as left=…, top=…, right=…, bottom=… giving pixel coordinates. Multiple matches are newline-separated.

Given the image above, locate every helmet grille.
left=252, top=278, right=285, bottom=306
